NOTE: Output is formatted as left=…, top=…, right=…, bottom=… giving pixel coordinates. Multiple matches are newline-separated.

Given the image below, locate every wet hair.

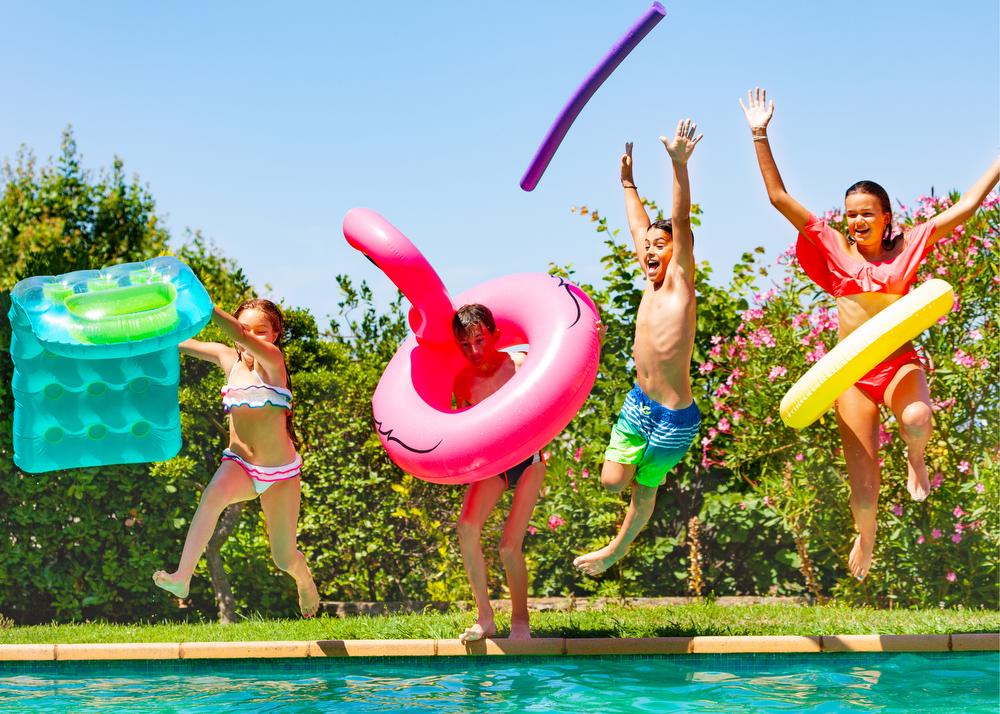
left=452, top=303, right=496, bottom=340
left=233, top=298, right=299, bottom=449
left=845, top=180, right=899, bottom=250
left=646, top=218, right=694, bottom=244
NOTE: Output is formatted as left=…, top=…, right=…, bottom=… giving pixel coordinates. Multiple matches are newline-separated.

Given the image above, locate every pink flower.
left=764, top=416, right=773, bottom=425
left=975, top=482, right=985, bottom=494
left=957, top=461, right=971, bottom=474
left=891, top=503, right=903, bottom=517
left=916, top=535, right=925, bottom=544
left=946, top=571, right=957, bottom=582
left=951, top=533, right=962, bottom=544
left=581, top=468, right=591, bottom=479
left=573, top=447, right=583, bottom=462
left=768, top=366, right=787, bottom=382
left=878, top=424, right=892, bottom=447
left=739, top=502, right=748, bottom=510
left=968, top=328, right=983, bottom=341
left=805, top=344, right=827, bottom=363
left=717, top=417, right=731, bottom=433
left=566, top=467, right=575, bottom=478
left=954, top=522, right=965, bottom=533
left=794, top=453, right=804, bottom=462
left=699, top=361, right=715, bottom=374
left=931, top=528, right=942, bottom=539
left=979, top=358, right=990, bottom=369
left=570, top=480, right=578, bottom=493
left=763, top=495, right=772, bottom=506
left=527, top=526, right=537, bottom=536
left=930, top=473, right=944, bottom=489
left=547, top=514, right=565, bottom=530
left=953, top=505, right=965, bottom=518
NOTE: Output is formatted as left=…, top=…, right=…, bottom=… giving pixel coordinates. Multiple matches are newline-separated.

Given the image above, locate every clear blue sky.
left=1, top=1, right=997, bottom=320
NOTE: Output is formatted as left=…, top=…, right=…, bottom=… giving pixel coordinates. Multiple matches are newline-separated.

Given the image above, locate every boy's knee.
left=456, top=518, right=481, bottom=543
left=498, top=540, right=522, bottom=566
left=601, top=469, right=630, bottom=493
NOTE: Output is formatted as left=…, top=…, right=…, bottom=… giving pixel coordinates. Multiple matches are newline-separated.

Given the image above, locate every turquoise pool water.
left=1, top=652, right=997, bottom=712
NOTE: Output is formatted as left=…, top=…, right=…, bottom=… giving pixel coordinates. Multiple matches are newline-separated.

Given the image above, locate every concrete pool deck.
left=0, top=633, right=996, bottom=661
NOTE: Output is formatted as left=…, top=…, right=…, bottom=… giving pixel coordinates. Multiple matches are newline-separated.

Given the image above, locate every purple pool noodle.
left=520, top=2, right=666, bottom=192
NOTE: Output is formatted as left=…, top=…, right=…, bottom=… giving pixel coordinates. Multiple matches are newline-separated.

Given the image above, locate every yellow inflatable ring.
left=780, top=278, right=954, bottom=429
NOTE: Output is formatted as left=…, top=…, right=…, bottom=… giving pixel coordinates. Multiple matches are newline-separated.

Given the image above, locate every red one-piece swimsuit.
left=796, top=214, right=937, bottom=404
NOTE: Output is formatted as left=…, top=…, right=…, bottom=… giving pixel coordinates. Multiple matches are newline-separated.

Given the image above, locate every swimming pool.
left=1, top=652, right=997, bottom=712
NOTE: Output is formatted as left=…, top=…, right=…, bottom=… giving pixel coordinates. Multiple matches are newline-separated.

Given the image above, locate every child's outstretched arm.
left=927, top=156, right=1000, bottom=244
left=209, top=306, right=286, bottom=378
left=179, top=338, right=231, bottom=367
left=661, top=119, right=702, bottom=280
left=621, top=142, right=651, bottom=259
left=740, top=87, right=811, bottom=233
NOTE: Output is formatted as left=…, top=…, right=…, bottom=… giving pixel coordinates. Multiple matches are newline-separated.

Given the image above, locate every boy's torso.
left=633, top=276, right=696, bottom=409
left=455, top=352, right=521, bottom=407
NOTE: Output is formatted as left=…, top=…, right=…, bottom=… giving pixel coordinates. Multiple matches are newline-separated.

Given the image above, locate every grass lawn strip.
left=1, top=604, right=998, bottom=645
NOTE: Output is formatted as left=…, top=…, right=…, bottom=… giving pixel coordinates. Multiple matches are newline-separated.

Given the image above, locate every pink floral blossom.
left=951, top=533, right=962, bottom=544
left=931, top=528, right=942, bottom=539
left=768, top=366, right=787, bottom=382
left=946, top=571, right=957, bottom=582
left=878, top=424, right=893, bottom=447
left=717, top=418, right=731, bottom=433
left=953, top=505, right=965, bottom=518
left=581, top=468, right=591, bottom=479
left=916, top=535, right=925, bottom=544
left=527, top=526, right=537, bottom=536
left=891, top=503, right=903, bottom=517
left=699, top=361, right=715, bottom=374
left=573, top=447, right=583, bottom=462
left=794, top=453, right=804, bottom=462
left=547, top=514, right=565, bottom=530
left=957, top=461, right=971, bottom=474
left=954, top=349, right=976, bottom=368
left=805, top=344, right=827, bottom=363
left=739, top=502, right=748, bottom=510
left=566, top=467, right=575, bottom=478
left=930, top=473, right=944, bottom=489
left=975, top=482, right=985, bottom=494
left=763, top=495, right=772, bottom=506
left=968, top=328, right=983, bottom=341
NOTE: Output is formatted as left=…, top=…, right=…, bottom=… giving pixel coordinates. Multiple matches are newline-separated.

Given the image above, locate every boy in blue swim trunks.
left=574, top=119, right=703, bottom=577
left=451, top=304, right=546, bottom=644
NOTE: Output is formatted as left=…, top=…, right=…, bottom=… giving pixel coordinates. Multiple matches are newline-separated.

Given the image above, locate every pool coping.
left=0, top=633, right=996, bottom=661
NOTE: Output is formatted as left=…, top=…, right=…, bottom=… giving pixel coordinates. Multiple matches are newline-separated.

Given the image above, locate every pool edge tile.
left=179, top=641, right=309, bottom=659
left=691, top=636, right=821, bottom=654
left=56, top=643, right=180, bottom=661
left=951, top=633, right=1000, bottom=652
left=0, top=644, right=56, bottom=661
left=435, top=638, right=566, bottom=656
left=308, top=639, right=437, bottom=657
left=564, top=638, right=692, bottom=655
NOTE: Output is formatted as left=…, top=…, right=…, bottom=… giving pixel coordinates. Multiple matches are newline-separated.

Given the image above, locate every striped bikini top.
left=221, top=360, right=292, bottom=413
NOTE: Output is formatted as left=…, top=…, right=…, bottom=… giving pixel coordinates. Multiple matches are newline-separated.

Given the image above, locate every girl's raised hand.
left=660, top=119, right=703, bottom=164
left=739, top=87, right=774, bottom=132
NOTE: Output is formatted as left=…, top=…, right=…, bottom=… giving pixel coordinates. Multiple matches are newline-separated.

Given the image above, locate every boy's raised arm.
left=661, top=119, right=702, bottom=279
left=621, top=142, right=651, bottom=260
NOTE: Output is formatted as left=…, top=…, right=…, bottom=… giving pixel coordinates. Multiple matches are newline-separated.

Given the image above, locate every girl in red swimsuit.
left=740, top=87, right=999, bottom=580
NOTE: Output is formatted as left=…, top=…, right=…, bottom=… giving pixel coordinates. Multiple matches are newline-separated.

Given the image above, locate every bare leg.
left=574, top=463, right=656, bottom=577
left=884, top=364, right=932, bottom=501
left=599, top=459, right=635, bottom=494
left=836, top=386, right=882, bottom=580
left=260, top=476, right=320, bottom=618
left=153, top=461, right=256, bottom=597
left=499, top=462, right=545, bottom=640
left=456, top=477, right=505, bottom=643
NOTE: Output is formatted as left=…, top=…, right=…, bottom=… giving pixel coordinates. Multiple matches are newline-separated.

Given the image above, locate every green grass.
left=1, top=604, right=997, bottom=645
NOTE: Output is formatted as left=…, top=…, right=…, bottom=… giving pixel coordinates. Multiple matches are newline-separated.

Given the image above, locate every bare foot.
left=459, top=618, right=496, bottom=644
left=152, top=570, right=190, bottom=599
left=573, top=545, right=621, bottom=577
left=906, top=450, right=930, bottom=501
left=297, top=576, right=321, bottom=618
left=848, top=534, right=875, bottom=580
left=509, top=618, right=531, bottom=640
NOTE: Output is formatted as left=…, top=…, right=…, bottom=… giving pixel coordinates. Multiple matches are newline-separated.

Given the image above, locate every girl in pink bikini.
left=153, top=298, right=320, bottom=617
left=741, top=87, right=999, bottom=579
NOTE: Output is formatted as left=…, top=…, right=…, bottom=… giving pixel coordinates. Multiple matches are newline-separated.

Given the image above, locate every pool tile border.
left=0, top=633, right=996, bottom=661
